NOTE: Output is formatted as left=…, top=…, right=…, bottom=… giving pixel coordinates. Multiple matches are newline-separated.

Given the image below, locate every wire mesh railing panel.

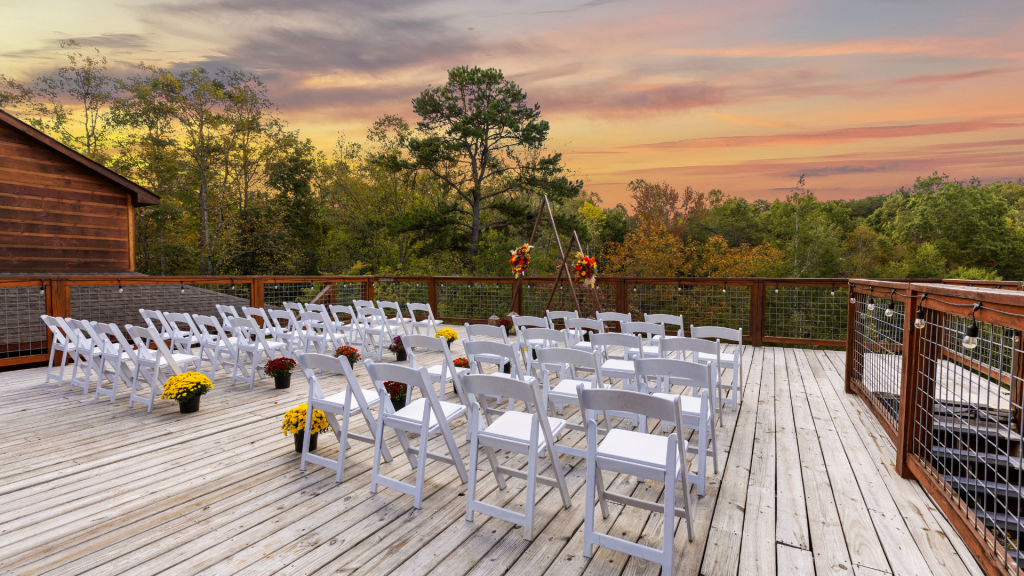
left=521, top=282, right=612, bottom=319
left=850, top=291, right=905, bottom=430
left=262, top=281, right=324, bottom=309
left=767, top=285, right=849, bottom=341
left=69, top=283, right=251, bottom=328
left=912, top=306, right=1023, bottom=573
left=0, top=286, right=48, bottom=359
left=628, top=283, right=750, bottom=333
left=374, top=280, right=429, bottom=309
left=436, top=281, right=511, bottom=321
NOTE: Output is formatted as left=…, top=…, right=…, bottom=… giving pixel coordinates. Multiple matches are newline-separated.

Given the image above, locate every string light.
left=830, top=284, right=836, bottom=297
left=963, top=303, right=981, bottom=350
left=884, top=290, right=895, bottom=317
left=118, top=278, right=124, bottom=294
left=39, top=279, right=45, bottom=296
left=849, top=284, right=856, bottom=304
left=867, top=288, right=875, bottom=311
left=180, top=281, right=185, bottom=294
left=914, top=308, right=925, bottom=329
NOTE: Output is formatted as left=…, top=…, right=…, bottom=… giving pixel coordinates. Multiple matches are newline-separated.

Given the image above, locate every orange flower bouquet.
left=574, top=252, right=598, bottom=287
left=509, top=244, right=532, bottom=278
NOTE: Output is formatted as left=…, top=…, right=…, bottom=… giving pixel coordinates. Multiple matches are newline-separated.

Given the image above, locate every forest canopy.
left=3, top=41, right=1022, bottom=280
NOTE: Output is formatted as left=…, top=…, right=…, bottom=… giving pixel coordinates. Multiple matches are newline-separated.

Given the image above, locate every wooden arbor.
left=508, top=195, right=602, bottom=317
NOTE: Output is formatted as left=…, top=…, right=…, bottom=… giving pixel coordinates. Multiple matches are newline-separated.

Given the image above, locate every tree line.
left=3, top=41, right=1022, bottom=280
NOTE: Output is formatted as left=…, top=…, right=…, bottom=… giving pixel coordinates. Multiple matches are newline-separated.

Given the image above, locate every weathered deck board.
left=0, top=333, right=984, bottom=576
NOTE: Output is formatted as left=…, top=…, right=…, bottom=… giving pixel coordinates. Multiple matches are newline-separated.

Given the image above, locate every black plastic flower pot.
left=396, top=349, right=407, bottom=362
left=294, top=432, right=318, bottom=453
left=179, top=395, right=201, bottom=414
left=274, top=373, right=292, bottom=389
left=391, top=396, right=406, bottom=411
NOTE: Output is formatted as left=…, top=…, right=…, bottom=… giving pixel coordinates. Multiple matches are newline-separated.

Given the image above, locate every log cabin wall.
left=0, top=111, right=158, bottom=274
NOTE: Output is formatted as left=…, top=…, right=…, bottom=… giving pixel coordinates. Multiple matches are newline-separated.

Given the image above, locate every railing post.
left=250, top=277, right=264, bottom=308
left=895, top=289, right=920, bottom=479
left=365, top=277, right=374, bottom=302
left=428, top=277, right=438, bottom=314
left=615, top=278, right=628, bottom=315
left=845, top=282, right=856, bottom=394
left=51, top=278, right=70, bottom=320
left=750, top=280, right=765, bottom=347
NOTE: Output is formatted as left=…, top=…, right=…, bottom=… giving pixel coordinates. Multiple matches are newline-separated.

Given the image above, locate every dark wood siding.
left=0, top=123, right=132, bottom=273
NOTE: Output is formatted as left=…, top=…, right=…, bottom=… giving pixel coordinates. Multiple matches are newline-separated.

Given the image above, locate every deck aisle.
left=0, top=338, right=985, bottom=576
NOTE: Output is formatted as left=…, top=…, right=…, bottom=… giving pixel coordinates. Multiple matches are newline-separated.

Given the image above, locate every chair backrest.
left=297, top=352, right=368, bottom=406
left=125, top=324, right=183, bottom=374
left=659, top=335, right=719, bottom=360
left=330, top=304, right=355, bottom=325
left=193, top=314, right=235, bottom=353
left=139, top=308, right=170, bottom=336
left=535, top=347, right=604, bottom=383
left=230, top=316, right=272, bottom=349
left=690, top=325, right=743, bottom=345
left=596, top=311, right=632, bottom=332
left=622, top=321, right=665, bottom=341
left=634, top=357, right=713, bottom=394
left=378, top=301, right=404, bottom=319
left=463, top=339, right=528, bottom=379
left=462, top=373, right=542, bottom=408
left=403, top=334, right=458, bottom=385
left=284, top=302, right=305, bottom=315
left=215, top=304, right=240, bottom=327
left=512, top=315, right=548, bottom=330
left=407, top=303, right=434, bottom=320
left=353, top=299, right=376, bottom=310
left=306, top=303, right=327, bottom=314
left=300, top=310, right=325, bottom=329
left=242, top=306, right=272, bottom=330
left=92, top=322, right=138, bottom=364
left=645, top=313, right=684, bottom=335
left=464, top=323, right=509, bottom=343
left=590, top=332, right=642, bottom=358
left=164, top=311, right=199, bottom=339
left=546, top=310, right=579, bottom=329
left=268, top=309, right=296, bottom=333
left=74, top=319, right=115, bottom=355
left=365, top=361, right=441, bottom=413
left=522, top=327, right=569, bottom=348
left=55, top=316, right=87, bottom=348
left=578, top=386, right=682, bottom=429
left=41, top=315, right=71, bottom=346
left=566, top=317, right=603, bottom=333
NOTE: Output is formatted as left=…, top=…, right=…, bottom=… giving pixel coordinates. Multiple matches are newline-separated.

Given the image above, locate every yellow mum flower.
left=281, top=403, right=331, bottom=436
left=160, top=372, right=213, bottom=402
left=435, top=328, right=458, bottom=344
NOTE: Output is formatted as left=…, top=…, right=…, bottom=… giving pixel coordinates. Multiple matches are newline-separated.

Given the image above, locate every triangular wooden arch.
left=508, top=195, right=603, bottom=317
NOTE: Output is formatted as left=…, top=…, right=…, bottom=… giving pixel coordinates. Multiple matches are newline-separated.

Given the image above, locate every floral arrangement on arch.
left=574, top=252, right=598, bottom=287
left=281, top=403, right=331, bottom=436
left=383, top=380, right=406, bottom=404
left=264, top=357, right=297, bottom=377
left=453, top=357, right=470, bottom=369
left=160, top=372, right=213, bottom=402
left=435, top=328, right=458, bottom=346
left=335, top=345, right=361, bottom=366
left=509, top=243, right=532, bottom=278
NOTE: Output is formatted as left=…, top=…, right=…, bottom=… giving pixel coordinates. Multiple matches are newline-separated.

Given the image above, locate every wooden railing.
left=847, top=281, right=1024, bottom=576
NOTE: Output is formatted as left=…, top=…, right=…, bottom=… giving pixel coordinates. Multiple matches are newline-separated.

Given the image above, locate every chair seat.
left=426, top=364, right=470, bottom=380
left=698, top=351, right=736, bottom=364
left=570, top=341, right=595, bottom=352
left=391, top=398, right=467, bottom=432
left=651, top=392, right=706, bottom=417
left=487, top=372, right=538, bottom=386
left=482, top=411, right=566, bottom=448
left=597, top=428, right=683, bottom=478
left=550, top=378, right=597, bottom=399
left=601, top=359, right=635, bottom=376
left=321, top=387, right=382, bottom=411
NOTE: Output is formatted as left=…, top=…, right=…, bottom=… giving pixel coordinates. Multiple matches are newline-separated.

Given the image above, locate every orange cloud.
left=707, top=112, right=785, bottom=127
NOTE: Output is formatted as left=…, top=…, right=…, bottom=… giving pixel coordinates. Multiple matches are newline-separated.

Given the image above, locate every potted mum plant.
left=265, top=357, right=297, bottom=389
left=334, top=345, right=361, bottom=366
left=160, top=371, right=213, bottom=413
left=453, top=357, right=470, bottom=369
left=388, top=336, right=407, bottom=361
left=435, top=327, right=458, bottom=349
left=383, top=380, right=407, bottom=411
left=281, top=403, right=331, bottom=453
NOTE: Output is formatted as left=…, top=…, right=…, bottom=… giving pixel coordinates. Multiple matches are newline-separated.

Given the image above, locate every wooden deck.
left=0, top=334, right=986, bottom=575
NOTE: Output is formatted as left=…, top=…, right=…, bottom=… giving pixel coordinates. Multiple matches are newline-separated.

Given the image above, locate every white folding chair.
left=284, top=301, right=306, bottom=318
left=590, top=332, right=643, bottom=427
left=242, top=306, right=275, bottom=339
left=91, top=322, right=138, bottom=403
left=163, top=311, right=201, bottom=356
left=566, top=317, right=604, bottom=356
left=353, top=299, right=376, bottom=311
left=192, top=314, right=240, bottom=378
left=229, top=317, right=290, bottom=389
left=464, top=323, right=514, bottom=373
left=462, top=339, right=534, bottom=433
left=356, top=307, right=396, bottom=361
left=367, top=361, right=468, bottom=509
left=535, top=346, right=609, bottom=458
left=660, top=336, right=723, bottom=423
left=520, top=327, right=569, bottom=379
left=512, top=316, right=548, bottom=359
left=54, top=317, right=89, bottom=391
left=635, top=357, right=719, bottom=495
left=579, top=387, right=695, bottom=575
left=463, top=373, right=572, bottom=540
left=691, top=325, right=744, bottom=412
left=622, top=321, right=664, bottom=360
left=67, top=318, right=100, bottom=394
left=596, top=311, right=632, bottom=333
left=125, top=324, right=200, bottom=412
left=296, top=352, right=394, bottom=482
left=378, top=300, right=412, bottom=336
left=268, top=309, right=303, bottom=356
left=405, top=333, right=469, bottom=404
left=407, top=303, right=439, bottom=335
left=42, top=315, right=75, bottom=386
left=139, top=309, right=172, bottom=347
left=545, top=309, right=579, bottom=330
left=299, top=310, right=332, bottom=354
left=329, top=304, right=361, bottom=344
left=645, top=313, right=684, bottom=340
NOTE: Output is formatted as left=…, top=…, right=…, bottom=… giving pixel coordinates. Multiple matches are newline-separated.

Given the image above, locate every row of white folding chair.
left=123, top=324, right=201, bottom=411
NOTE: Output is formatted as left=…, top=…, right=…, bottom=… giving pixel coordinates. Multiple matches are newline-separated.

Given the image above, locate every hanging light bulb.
left=850, top=296, right=857, bottom=304
left=963, top=321, right=979, bottom=350
left=722, top=288, right=727, bottom=293
left=39, top=280, right=45, bottom=296
left=830, top=287, right=836, bottom=296
left=180, top=281, right=185, bottom=294
left=775, top=286, right=779, bottom=294
left=914, top=308, right=925, bottom=330
left=118, top=279, right=124, bottom=294
left=885, top=301, right=895, bottom=318
left=867, top=297, right=875, bottom=311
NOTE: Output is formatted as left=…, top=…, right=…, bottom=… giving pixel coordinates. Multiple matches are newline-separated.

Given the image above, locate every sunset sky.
left=2, top=0, right=1022, bottom=206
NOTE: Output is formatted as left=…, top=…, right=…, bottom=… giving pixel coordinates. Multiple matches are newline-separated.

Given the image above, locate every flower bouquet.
left=281, top=402, right=331, bottom=453
left=264, top=357, right=297, bottom=389
left=509, top=243, right=532, bottom=278
left=383, top=380, right=407, bottom=411
left=388, top=335, right=407, bottom=361
left=335, top=345, right=361, bottom=366
left=160, top=371, right=213, bottom=413
left=574, top=252, right=598, bottom=287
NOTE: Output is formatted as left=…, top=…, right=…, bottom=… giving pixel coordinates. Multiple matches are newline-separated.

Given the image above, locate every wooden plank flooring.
left=0, top=333, right=986, bottom=576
